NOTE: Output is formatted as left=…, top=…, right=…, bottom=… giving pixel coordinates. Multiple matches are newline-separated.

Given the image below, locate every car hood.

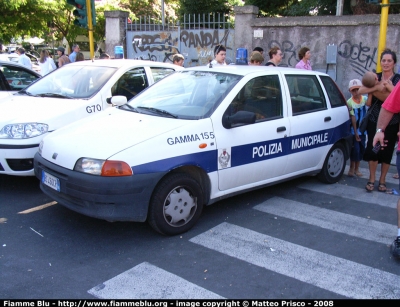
left=0, top=95, right=91, bottom=130
left=40, top=108, right=190, bottom=168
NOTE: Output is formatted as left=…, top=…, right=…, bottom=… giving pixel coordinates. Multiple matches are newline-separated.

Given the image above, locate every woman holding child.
left=358, top=49, right=400, bottom=192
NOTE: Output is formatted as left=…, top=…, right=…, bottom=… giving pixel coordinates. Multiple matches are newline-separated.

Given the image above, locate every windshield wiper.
left=137, top=106, right=178, bottom=118
left=18, top=90, right=39, bottom=97
left=119, top=104, right=139, bottom=113
left=37, top=93, right=73, bottom=99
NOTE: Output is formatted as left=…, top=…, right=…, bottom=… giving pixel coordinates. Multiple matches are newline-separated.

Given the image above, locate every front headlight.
left=74, top=158, right=133, bottom=176
left=0, top=123, right=48, bottom=139
left=38, top=140, right=44, bottom=156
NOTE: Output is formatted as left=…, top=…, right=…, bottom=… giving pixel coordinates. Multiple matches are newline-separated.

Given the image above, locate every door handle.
left=324, top=116, right=331, bottom=122
left=277, top=126, right=286, bottom=132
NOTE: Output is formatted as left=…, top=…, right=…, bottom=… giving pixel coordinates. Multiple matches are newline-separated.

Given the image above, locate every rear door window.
left=285, top=74, right=326, bottom=115
left=319, top=75, right=347, bottom=108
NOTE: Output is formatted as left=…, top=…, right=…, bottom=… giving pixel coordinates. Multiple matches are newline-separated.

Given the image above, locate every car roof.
left=66, top=59, right=184, bottom=70
left=0, top=59, right=41, bottom=76
left=184, top=65, right=329, bottom=77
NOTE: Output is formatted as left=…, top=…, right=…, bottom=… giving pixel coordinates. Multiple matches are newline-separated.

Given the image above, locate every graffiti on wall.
left=267, top=39, right=378, bottom=77
left=267, top=40, right=298, bottom=67
left=337, top=40, right=377, bottom=75
left=131, top=32, right=179, bottom=63
left=127, top=29, right=234, bottom=66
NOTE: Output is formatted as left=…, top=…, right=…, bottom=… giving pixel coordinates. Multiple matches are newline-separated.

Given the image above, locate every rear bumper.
left=34, top=152, right=166, bottom=222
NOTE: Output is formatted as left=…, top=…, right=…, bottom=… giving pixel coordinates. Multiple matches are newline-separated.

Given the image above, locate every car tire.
left=317, top=143, right=346, bottom=184
left=148, top=173, right=204, bottom=235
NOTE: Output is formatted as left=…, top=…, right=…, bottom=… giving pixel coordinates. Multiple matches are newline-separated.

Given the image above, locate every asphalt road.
left=1, top=163, right=400, bottom=299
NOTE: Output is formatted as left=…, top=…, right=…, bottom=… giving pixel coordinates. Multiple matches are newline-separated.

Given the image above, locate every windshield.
left=22, top=65, right=116, bottom=99
left=128, top=70, right=242, bottom=119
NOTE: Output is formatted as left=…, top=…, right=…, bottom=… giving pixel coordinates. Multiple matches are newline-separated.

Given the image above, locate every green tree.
left=243, top=0, right=399, bottom=16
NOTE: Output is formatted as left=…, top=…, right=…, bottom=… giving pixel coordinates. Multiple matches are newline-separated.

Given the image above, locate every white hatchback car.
left=0, top=59, right=182, bottom=176
left=0, top=60, right=41, bottom=101
left=34, top=65, right=352, bottom=235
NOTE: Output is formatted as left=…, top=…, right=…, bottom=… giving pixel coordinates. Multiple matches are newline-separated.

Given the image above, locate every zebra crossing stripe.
left=87, top=262, right=224, bottom=299
left=298, top=181, right=397, bottom=208
left=346, top=166, right=399, bottom=185
left=190, top=222, right=400, bottom=299
left=254, top=197, right=394, bottom=244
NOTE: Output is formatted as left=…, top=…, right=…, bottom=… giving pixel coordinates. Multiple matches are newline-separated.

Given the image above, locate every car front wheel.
left=148, top=173, right=204, bottom=235
left=317, top=143, right=346, bottom=184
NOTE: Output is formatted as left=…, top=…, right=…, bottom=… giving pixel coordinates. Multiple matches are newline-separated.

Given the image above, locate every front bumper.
left=34, top=152, right=167, bottom=222
left=0, top=144, right=39, bottom=176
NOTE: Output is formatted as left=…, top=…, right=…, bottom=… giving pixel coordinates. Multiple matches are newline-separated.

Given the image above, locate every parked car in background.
left=0, top=60, right=41, bottom=100
left=0, top=52, right=41, bottom=73
left=34, top=65, right=353, bottom=235
left=0, top=59, right=183, bottom=176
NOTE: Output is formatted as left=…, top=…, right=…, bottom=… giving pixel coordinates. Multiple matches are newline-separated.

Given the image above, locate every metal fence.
left=126, top=13, right=234, bottom=31
left=126, top=13, right=235, bottom=67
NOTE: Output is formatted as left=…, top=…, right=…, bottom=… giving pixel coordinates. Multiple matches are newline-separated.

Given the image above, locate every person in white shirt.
left=16, top=48, right=32, bottom=70
left=38, top=49, right=56, bottom=76
left=209, top=44, right=227, bottom=67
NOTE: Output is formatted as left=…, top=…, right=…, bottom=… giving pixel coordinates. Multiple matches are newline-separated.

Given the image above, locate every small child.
left=347, top=79, right=368, bottom=177
left=362, top=71, right=378, bottom=88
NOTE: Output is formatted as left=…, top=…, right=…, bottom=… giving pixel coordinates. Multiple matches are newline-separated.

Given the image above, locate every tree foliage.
left=244, top=0, right=400, bottom=16
left=1, top=0, right=399, bottom=46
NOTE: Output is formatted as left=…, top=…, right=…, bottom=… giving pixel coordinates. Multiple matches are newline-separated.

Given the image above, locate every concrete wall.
left=234, top=5, right=400, bottom=98
left=104, top=11, right=129, bottom=58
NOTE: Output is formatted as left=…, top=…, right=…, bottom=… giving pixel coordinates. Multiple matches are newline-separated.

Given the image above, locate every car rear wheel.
left=317, top=143, right=346, bottom=184
left=148, top=173, right=204, bottom=235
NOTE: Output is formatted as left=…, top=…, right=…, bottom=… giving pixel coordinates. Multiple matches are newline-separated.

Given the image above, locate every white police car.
left=0, top=59, right=182, bottom=176
left=34, top=65, right=352, bottom=235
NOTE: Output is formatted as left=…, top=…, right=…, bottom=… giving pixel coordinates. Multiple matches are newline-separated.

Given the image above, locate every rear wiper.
left=137, top=106, right=178, bottom=118
left=18, top=90, right=39, bottom=97
left=37, top=93, right=73, bottom=99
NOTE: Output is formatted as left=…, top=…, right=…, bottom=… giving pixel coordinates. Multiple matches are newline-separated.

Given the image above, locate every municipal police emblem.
left=218, top=148, right=231, bottom=169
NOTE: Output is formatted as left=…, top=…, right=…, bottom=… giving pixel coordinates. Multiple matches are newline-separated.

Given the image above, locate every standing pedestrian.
left=56, top=47, right=71, bottom=68
left=249, top=51, right=264, bottom=66
left=38, top=49, right=56, bottom=76
left=69, top=44, right=80, bottom=62
left=265, top=46, right=283, bottom=67
left=358, top=49, right=400, bottom=192
left=75, top=52, right=85, bottom=62
left=372, top=82, right=400, bottom=258
left=295, top=47, right=312, bottom=70
left=16, top=48, right=32, bottom=70
left=209, top=45, right=227, bottom=67
left=172, top=54, right=184, bottom=67
left=253, top=47, right=264, bottom=56
left=347, top=79, right=368, bottom=177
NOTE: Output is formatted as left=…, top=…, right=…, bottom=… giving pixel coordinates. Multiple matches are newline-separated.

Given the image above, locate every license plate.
left=41, top=170, right=60, bottom=192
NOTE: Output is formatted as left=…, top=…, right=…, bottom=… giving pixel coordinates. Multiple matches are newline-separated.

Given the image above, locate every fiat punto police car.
left=34, top=65, right=352, bottom=235
left=0, top=59, right=182, bottom=176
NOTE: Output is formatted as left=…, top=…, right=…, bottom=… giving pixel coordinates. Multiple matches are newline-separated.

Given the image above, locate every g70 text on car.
left=0, top=59, right=182, bottom=176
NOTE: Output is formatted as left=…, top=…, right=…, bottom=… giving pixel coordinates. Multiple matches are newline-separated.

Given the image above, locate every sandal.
left=378, top=183, right=387, bottom=192
left=355, top=170, right=363, bottom=177
left=347, top=169, right=354, bottom=177
left=393, top=173, right=399, bottom=179
left=365, top=182, right=374, bottom=192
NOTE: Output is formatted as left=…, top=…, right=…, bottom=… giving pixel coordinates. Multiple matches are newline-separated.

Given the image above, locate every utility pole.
left=336, top=0, right=344, bottom=16
left=376, top=0, right=390, bottom=72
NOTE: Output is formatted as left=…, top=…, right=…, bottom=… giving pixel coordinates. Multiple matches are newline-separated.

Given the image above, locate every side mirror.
left=106, top=95, right=127, bottom=106
left=222, top=110, right=256, bottom=129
